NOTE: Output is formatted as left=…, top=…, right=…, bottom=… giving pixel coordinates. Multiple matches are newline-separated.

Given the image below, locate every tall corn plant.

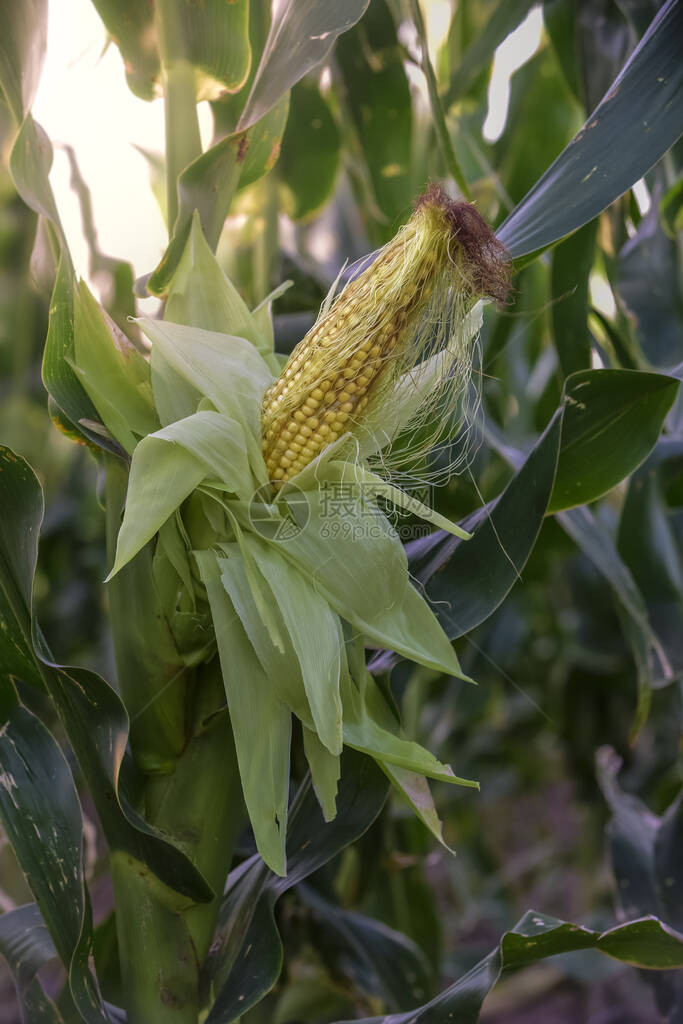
left=0, top=0, right=682, bottom=1021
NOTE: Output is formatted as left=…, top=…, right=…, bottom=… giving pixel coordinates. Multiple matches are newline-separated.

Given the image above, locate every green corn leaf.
left=340, top=665, right=477, bottom=788
left=242, top=484, right=455, bottom=673
left=161, top=0, right=251, bottom=101
left=329, top=462, right=472, bottom=540
left=0, top=678, right=108, bottom=1022
left=107, top=433, right=206, bottom=579
left=618, top=441, right=683, bottom=682
left=240, top=467, right=409, bottom=628
left=0, top=447, right=214, bottom=906
left=279, top=81, right=340, bottom=221
left=598, top=747, right=671, bottom=920
left=365, top=577, right=470, bottom=678
left=299, top=885, right=433, bottom=1014
left=104, top=456, right=192, bottom=774
left=236, top=92, right=290, bottom=192
left=88, top=1, right=160, bottom=101
left=8, top=116, right=127, bottom=453
left=0, top=901, right=55, bottom=989
left=145, top=134, right=243, bottom=296
left=91, top=0, right=251, bottom=102
left=205, top=753, right=388, bottom=1021
left=71, top=281, right=159, bottom=454
left=140, top=318, right=274, bottom=417
left=247, top=537, right=343, bottom=756
left=195, top=550, right=291, bottom=876
left=346, top=654, right=456, bottom=848
left=154, top=516, right=197, bottom=617
left=468, top=398, right=674, bottom=738
left=242, top=473, right=468, bottom=676
left=660, top=176, right=683, bottom=237
left=42, top=255, right=110, bottom=451
left=560, top=504, right=669, bottom=739
left=548, top=369, right=680, bottom=512
left=335, top=0, right=412, bottom=235
left=3, top=59, right=127, bottom=456
left=616, top=193, right=683, bottom=369
left=251, top=280, right=294, bottom=352
left=208, top=876, right=281, bottom=1024
left=144, top=0, right=371, bottom=296
left=0, top=449, right=44, bottom=690
left=550, top=218, right=599, bottom=376
left=217, top=546, right=314, bottom=726
left=409, top=362, right=677, bottom=658
left=222, top=524, right=288, bottom=653
left=145, top=101, right=289, bottom=298
left=379, top=763, right=454, bottom=852
left=140, top=317, right=272, bottom=478
left=237, top=0, right=370, bottom=131
left=393, top=410, right=563, bottom=653
left=150, top=345, right=202, bottom=427
left=159, top=411, right=254, bottom=498
left=165, top=212, right=273, bottom=359
left=543, top=0, right=584, bottom=104
left=443, top=0, right=536, bottom=107
left=0, top=903, right=68, bottom=1023
left=302, top=728, right=341, bottom=822
left=340, top=910, right=683, bottom=1024
left=498, top=0, right=683, bottom=257
left=0, top=0, right=47, bottom=123
left=9, top=114, right=64, bottom=232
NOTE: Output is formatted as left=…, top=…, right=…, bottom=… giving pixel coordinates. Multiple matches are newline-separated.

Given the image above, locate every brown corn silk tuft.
left=261, top=186, right=509, bottom=486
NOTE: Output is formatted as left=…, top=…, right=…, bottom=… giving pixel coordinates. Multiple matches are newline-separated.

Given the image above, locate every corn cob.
left=262, top=186, right=508, bottom=486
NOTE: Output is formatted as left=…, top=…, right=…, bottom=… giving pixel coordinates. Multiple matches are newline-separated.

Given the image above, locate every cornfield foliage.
left=0, top=0, right=682, bottom=1021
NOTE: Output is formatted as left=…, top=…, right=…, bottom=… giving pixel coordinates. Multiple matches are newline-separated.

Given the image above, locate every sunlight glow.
left=632, top=177, right=652, bottom=216
left=590, top=272, right=617, bottom=320
left=29, top=0, right=546, bottom=295
left=32, top=0, right=212, bottom=293
left=483, top=6, right=544, bottom=143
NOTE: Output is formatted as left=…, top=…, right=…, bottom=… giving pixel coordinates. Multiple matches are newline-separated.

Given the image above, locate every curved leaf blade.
left=335, top=0, right=412, bottom=233
left=336, top=910, right=683, bottom=1023
left=0, top=679, right=107, bottom=1022
left=0, top=0, right=47, bottom=123
left=548, top=369, right=679, bottom=513
left=498, top=0, right=683, bottom=257
left=279, top=81, right=340, bottom=221
left=396, top=410, right=562, bottom=648
left=0, top=903, right=64, bottom=1023
left=0, top=446, right=213, bottom=905
left=206, top=754, right=388, bottom=1022
left=237, top=0, right=370, bottom=132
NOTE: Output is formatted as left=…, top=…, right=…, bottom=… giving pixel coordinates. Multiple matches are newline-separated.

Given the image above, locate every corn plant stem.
left=104, top=457, right=187, bottom=772
left=111, top=674, right=244, bottom=1022
left=143, top=663, right=246, bottom=966
left=157, top=0, right=203, bottom=230
left=253, top=174, right=280, bottom=303
left=409, top=0, right=472, bottom=202
left=111, top=854, right=200, bottom=1024
left=104, top=457, right=245, bottom=1016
